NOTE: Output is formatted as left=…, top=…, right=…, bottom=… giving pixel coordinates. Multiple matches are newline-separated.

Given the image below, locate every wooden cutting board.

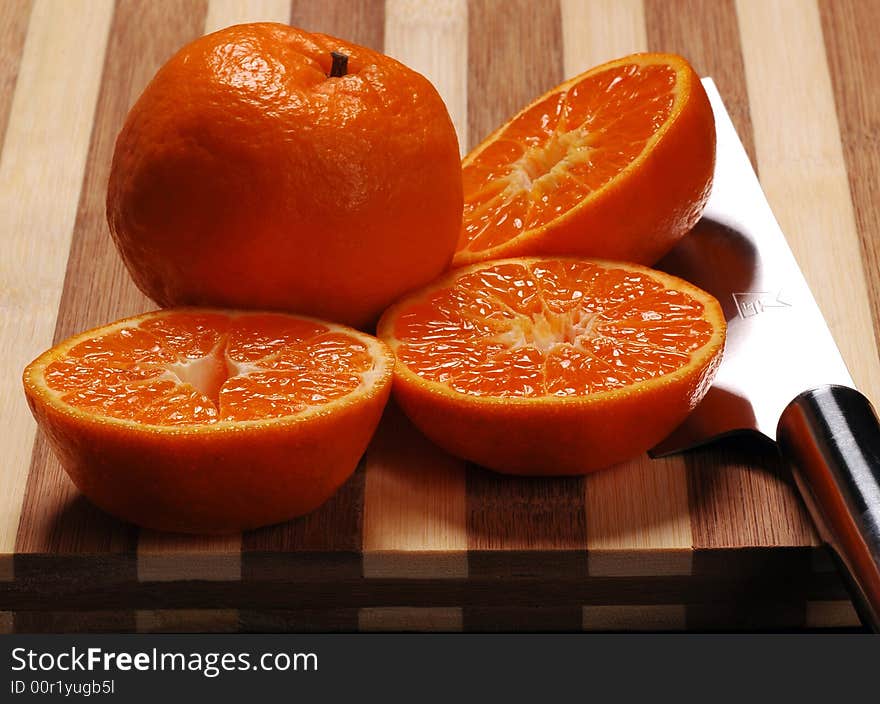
left=2, top=0, right=879, bottom=633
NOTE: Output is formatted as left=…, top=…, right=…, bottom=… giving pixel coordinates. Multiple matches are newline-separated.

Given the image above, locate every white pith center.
left=494, top=308, right=597, bottom=355
left=159, top=340, right=378, bottom=411
left=166, top=353, right=232, bottom=406
left=510, top=128, right=591, bottom=192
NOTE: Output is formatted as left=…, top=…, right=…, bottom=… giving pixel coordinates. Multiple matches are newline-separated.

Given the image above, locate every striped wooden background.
left=1, top=0, right=878, bottom=632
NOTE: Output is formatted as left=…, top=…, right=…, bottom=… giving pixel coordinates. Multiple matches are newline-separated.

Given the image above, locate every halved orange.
left=378, top=257, right=725, bottom=475
left=23, top=309, right=393, bottom=533
left=456, top=53, right=715, bottom=268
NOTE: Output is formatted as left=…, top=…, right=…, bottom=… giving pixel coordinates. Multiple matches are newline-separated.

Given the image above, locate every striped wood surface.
left=1, top=0, right=878, bottom=631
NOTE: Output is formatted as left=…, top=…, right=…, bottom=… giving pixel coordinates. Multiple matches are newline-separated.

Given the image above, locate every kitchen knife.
left=651, top=79, right=880, bottom=631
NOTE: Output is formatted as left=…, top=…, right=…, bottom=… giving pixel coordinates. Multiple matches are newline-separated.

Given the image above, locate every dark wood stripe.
left=682, top=436, right=815, bottom=549
left=685, top=601, right=806, bottom=632
left=0, top=566, right=847, bottom=610
left=14, top=610, right=135, bottom=634
left=242, top=463, right=365, bottom=580
left=466, top=0, right=564, bottom=150
left=290, top=0, right=384, bottom=50
left=9, top=603, right=845, bottom=632
left=0, top=0, right=32, bottom=150
left=464, top=0, right=584, bottom=577
left=241, top=608, right=357, bottom=632
left=463, top=606, right=582, bottom=632
left=241, top=1, right=384, bottom=574
left=819, top=0, right=880, bottom=354
left=136, top=609, right=239, bottom=633
left=691, top=546, right=813, bottom=579
left=13, top=552, right=135, bottom=591
left=15, top=0, right=208, bottom=560
left=467, top=468, right=587, bottom=577
left=644, top=0, right=757, bottom=170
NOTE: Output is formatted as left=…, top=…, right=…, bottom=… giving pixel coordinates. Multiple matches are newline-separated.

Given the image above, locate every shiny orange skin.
left=23, top=312, right=393, bottom=534
left=107, top=23, right=463, bottom=329
left=378, top=258, right=726, bottom=476
left=454, top=54, right=716, bottom=269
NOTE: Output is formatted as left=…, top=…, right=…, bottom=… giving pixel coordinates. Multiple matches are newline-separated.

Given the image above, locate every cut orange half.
left=378, top=257, right=725, bottom=475
left=456, top=53, right=715, bottom=268
left=23, top=309, right=393, bottom=533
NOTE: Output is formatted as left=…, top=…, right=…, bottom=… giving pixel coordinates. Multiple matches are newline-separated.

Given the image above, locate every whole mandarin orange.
left=107, top=23, right=463, bottom=329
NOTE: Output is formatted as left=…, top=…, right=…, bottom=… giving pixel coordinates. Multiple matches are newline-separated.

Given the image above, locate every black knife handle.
left=777, top=385, right=880, bottom=631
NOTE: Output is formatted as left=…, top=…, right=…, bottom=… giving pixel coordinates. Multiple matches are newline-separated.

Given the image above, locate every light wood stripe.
left=16, top=3, right=206, bottom=568
left=735, top=0, right=880, bottom=406
left=645, top=0, right=814, bottom=552
left=204, top=0, right=290, bottom=31
left=819, top=0, right=880, bottom=353
left=560, top=0, right=646, bottom=73
left=561, top=0, right=694, bottom=576
left=0, top=612, right=12, bottom=634
left=362, top=0, right=469, bottom=579
left=358, top=607, right=463, bottom=632
left=585, top=456, right=693, bottom=576
left=384, top=0, right=468, bottom=153
left=0, top=0, right=114, bottom=578
left=0, top=0, right=33, bottom=147
left=24, top=0, right=166, bottom=342
left=363, top=405, right=467, bottom=578
left=804, top=600, right=860, bottom=629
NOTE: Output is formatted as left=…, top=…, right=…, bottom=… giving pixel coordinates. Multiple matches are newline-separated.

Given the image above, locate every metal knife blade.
left=651, top=78, right=853, bottom=456
left=649, top=80, right=880, bottom=631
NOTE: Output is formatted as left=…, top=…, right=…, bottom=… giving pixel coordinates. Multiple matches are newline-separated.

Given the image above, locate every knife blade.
left=651, top=79, right=880, bottom=631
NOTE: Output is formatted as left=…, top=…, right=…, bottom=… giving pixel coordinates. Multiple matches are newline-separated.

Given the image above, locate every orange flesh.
left=459, top=63, right=676, bottom=253
left=41, top=312, right=375, bottom=424
left=392, top=260, right=713, bottom=397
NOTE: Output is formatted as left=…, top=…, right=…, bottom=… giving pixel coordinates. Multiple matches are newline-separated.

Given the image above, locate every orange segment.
left=137, top=384, right=220, bottom=425
left=456, top=53, right=716, bottom=268
left=140, top=311, right=230, bottom=358
left=221, top=373, right=309, bottom=421
left=378, top=257, right=725, bottom=476
left=225, top=314, right=329, bottom=363
left=23, top=309, right=393, bottom=533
